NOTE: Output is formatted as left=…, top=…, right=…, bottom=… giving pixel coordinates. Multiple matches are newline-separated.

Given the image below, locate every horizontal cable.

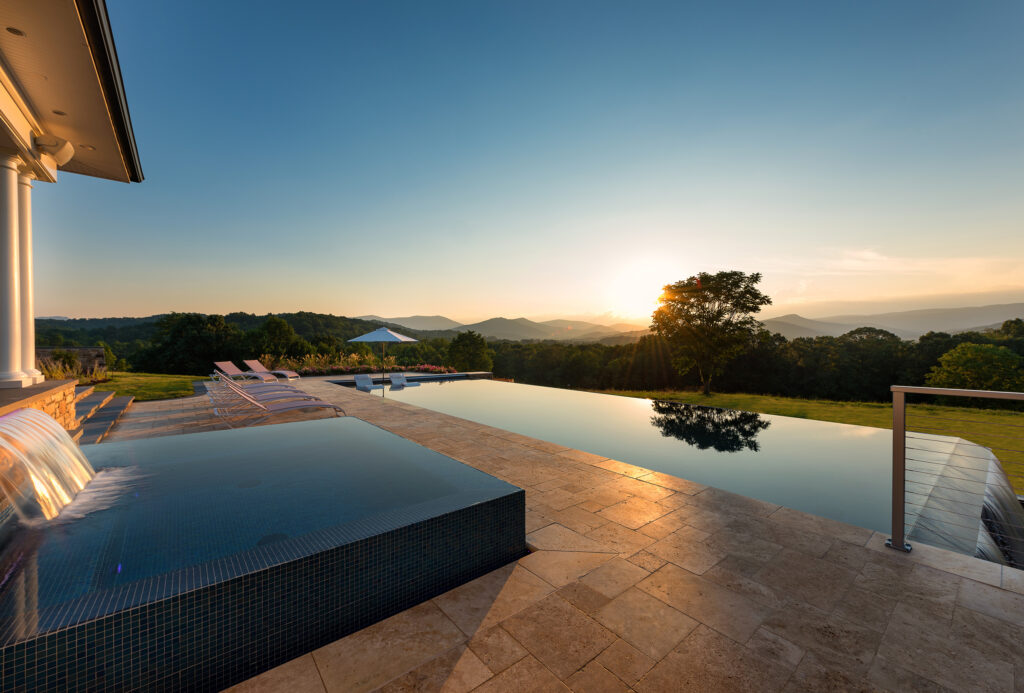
left=905, top=426, right=1024, bottom=443
left=904, top=470, right=986, bottom=482
left=904, top=470, right=989, bottom=487
left=903, top=499, right=1024, bottom=529
left=904, top=447, right=997, bottom=464
left=903, top=511, right=1024, bottom=539
left=904, top=444, right=1024, bottom=462
left=905, top=412, right=1024, bottom=429
left=903, top=454, right=989, bottom=467
left=905, top=476, right=996, bottom=495
left=905, top=435, right=1012, bottom=452
left=905, top=522, right=1024, bottom=545
left=904, top=461, right=989, bottom=478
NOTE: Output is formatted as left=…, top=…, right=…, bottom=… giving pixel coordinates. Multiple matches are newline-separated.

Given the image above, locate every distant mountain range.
left=359, top=314, right=647, bottom=341
left=357, top=315, right=464, bottom=331
left=761, top=302, right=1024, bottom=340
left=364, top=303, right=1024, bottom=342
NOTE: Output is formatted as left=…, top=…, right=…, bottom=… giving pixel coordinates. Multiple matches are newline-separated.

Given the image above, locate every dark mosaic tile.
left=0, top=479, right=525, bottom=691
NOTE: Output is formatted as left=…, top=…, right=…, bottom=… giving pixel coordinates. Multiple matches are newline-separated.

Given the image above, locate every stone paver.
left=102, top=377, right=1024, bottom=692
left=501, top=594, right=616, bottom=680
left=594, top=587, right=697, bottom=659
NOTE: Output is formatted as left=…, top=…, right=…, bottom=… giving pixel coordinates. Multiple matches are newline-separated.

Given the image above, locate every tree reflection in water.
left=649, top=401, right=771, bottom=452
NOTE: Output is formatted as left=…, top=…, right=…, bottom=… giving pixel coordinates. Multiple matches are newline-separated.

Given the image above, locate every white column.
left=18, top=174, right=42, bottom=383
left=0, top=154, right=27, bottom=387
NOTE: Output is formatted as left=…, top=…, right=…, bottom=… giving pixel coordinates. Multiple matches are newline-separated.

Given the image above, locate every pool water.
left=384, top=380, right=893, bottom=532
left=4, top=416, right=519, bottom=620
left=0, top=416, right=524, bottom=690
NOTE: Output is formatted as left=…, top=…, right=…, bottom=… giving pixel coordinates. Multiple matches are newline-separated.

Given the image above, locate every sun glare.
left=606, top=261, right=672, bottom=320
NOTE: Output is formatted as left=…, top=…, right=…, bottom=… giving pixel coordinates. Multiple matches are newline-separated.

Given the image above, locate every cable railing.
left=887, top=385, right=1024, bottom=568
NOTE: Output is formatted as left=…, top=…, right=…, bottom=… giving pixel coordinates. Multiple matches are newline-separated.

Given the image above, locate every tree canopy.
left=925, top=342, right=1024, bottom=392
left=447, top=331, right=494, bottom=372
left=651, top=271, right=772, bottom=394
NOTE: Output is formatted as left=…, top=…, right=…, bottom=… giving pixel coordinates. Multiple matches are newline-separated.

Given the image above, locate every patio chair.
left=389, top=373, right=419, bottom=388
left=354, top=374, right=384, bottom=392
left=213, top=361, right=277, bottom=383
left=244, top=359, right=300, bottom=381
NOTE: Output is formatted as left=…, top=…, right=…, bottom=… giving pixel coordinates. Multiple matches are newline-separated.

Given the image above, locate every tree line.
left=37, top=297, right=1024, bottom=401
left=490, top=322, right=1024, bottom=400
left=36, top=312, right=492, bottom=377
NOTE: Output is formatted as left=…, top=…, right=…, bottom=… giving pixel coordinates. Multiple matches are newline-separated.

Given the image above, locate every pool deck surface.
left=103, top=377, right=1024, bottom=692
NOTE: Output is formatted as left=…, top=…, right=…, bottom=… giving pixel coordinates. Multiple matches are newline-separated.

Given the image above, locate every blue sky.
left=32, top=1, right=1024, bottom=321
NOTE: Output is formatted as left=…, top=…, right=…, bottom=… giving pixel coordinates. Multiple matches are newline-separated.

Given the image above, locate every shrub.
left=36, top=356, right=107, bottom=383
left=256, top=352, right=454, bottom=377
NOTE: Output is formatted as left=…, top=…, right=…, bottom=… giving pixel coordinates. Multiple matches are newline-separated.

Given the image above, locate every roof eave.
left=74, top=0, right=143, bottom=183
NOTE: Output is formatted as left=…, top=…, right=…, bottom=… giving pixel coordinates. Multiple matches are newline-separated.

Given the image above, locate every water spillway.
left=0, top=409, right=95, bottom=521
left=904, top=433, right=1024, bottom=568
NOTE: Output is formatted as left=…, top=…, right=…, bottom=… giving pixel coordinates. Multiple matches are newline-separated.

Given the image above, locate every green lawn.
left=594, top=389, right=1024, bottom=492
left=90, top=372, right=202, bottom=401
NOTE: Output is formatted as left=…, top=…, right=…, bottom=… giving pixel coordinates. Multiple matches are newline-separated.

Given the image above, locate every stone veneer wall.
left=0, top=379, right=77, bottom=431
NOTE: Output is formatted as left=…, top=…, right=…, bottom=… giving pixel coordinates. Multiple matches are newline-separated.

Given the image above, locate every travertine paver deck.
left=103, top=377, right=1024, bottom=692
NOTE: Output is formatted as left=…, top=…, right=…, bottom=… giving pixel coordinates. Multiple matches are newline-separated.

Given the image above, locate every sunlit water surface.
left=384, top=380, right=892, bottom=532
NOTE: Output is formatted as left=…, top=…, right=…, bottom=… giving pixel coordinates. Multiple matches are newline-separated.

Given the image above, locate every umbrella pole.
left=382, top=342, right=386, bottom=398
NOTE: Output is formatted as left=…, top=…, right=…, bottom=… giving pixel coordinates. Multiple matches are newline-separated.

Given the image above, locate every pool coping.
left=105, top=379, right=1024, bottom=691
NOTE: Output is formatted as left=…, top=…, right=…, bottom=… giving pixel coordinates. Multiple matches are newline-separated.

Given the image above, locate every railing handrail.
left=888, top=383, right=1023, bottom=556
left=891, top=385, right=1024, bottom=401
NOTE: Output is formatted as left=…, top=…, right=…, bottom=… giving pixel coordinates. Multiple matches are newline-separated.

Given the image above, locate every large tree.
left=926, top=342, right=1024, bottom=392
left=651, top=271, right=772, bottom=395
left=447, top=331, right=493, bottom=372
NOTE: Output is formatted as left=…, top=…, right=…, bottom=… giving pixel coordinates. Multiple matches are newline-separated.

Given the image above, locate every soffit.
left=0, top=0, right=140, bottom=182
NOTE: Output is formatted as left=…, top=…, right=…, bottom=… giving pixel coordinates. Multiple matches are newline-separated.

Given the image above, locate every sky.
left=31, top=0, right=1024, bottom=324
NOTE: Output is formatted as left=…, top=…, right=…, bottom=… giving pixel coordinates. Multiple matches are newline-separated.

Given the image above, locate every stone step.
left=77, top=396, right=134, bottom=446
left=73, top=390, right=115, bottom=427
left=73, top=385, right=95, bottom=405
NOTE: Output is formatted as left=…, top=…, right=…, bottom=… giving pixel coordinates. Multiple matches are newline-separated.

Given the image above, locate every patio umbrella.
left=348, top=327, right=418, bottom=396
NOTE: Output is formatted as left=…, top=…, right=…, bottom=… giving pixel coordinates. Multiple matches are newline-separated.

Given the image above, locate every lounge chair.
left=211, top=371, right=305, bottom=396
left=244, top=359, right=300, bottom=380
left=213, top=361, right=277, bottom=383
left=211, top=372, right=316, bottom=401
left=354, top=374, right=384, bottom=392
left=389, top=373, right=420, bottom=388
left=208, top=377, right=345, bottom=428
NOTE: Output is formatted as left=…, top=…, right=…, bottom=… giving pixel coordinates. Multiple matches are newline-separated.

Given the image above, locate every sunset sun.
left=605, top=261, right=673, bottom=320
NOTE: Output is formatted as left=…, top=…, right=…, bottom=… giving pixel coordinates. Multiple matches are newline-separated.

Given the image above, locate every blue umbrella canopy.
left=348, top=327, right=418, bottom=344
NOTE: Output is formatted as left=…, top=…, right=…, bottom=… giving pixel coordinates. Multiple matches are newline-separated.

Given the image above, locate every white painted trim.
left=0, top=154, right=28, bottom=386
left=18, top=174, right=41, bottom=382
left=0, top=63, right=57, bottom=184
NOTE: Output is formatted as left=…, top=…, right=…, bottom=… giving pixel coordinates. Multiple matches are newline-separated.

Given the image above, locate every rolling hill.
left=818, top=303, right=1024, bottom=337
left=761, top=303, right=1024, bottom=339
left=362, top=314, right=642, bottom=341
left=356, top=315, right=464, bottom=331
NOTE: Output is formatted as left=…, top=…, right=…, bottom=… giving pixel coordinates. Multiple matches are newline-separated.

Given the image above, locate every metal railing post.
left=886, top=388, right=912, bottom=552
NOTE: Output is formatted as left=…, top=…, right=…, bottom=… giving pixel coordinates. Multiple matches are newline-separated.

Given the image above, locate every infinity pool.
left=383, top=379, right=892, bottom=532
left=0, top=417, right=523, bottom=691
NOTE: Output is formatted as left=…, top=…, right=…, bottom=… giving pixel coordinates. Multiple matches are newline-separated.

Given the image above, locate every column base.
left=0, top=374, right=33, bottom=388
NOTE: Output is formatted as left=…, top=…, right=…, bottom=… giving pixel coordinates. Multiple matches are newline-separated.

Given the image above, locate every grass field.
left=91, top=372, right=201, bottom=401
left=595, top=390, right=1024, bottom=493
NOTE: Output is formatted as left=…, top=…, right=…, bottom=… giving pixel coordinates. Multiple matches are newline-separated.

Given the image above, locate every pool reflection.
left=650, top=401, right=770, bottom=452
